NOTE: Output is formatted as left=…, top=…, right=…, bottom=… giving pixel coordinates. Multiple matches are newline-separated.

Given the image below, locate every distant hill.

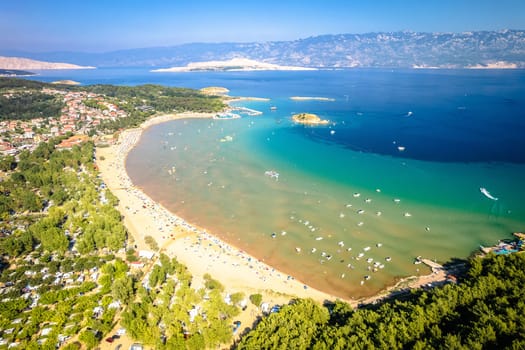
left=2, top=30, right=524, bottom=68
left=0, top=56, right=94, bottom=70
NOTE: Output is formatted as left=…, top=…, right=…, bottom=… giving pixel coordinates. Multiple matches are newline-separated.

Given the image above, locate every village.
left=0, top=87, right=128, bottom=156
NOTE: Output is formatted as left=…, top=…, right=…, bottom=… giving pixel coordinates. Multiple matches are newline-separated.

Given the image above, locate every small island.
left=292, top=113, right=330, bottom=125
left=0, top=69, right=35, bottom=77
left=51, top=80, right=81, bottom=85
left=290, top=96, right=336, bottom=101
left=200, top=86, right=230, bottom=95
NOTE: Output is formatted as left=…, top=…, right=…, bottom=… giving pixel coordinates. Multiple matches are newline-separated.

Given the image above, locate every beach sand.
left=96, top=112, right=339, bottom=305
left=96, top=111, right=450, bottom=324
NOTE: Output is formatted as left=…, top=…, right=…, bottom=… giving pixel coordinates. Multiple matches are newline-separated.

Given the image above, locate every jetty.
left=420, top=258, right=444, bottom=273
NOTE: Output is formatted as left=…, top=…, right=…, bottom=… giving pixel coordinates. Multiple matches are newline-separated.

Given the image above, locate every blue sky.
left=2, top=0, right=524, bottom=52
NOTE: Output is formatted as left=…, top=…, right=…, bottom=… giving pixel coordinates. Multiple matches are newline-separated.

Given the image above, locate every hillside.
left=0, top=56, right=94, bottom=70
left=3, top=30, right=524, bottom=68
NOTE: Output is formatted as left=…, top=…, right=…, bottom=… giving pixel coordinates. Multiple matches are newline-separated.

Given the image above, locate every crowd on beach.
left=100, top=118, right=329, bottom=301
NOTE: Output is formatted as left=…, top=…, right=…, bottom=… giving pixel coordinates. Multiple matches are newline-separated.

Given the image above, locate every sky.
left=1, top=0, right=525, bottom=52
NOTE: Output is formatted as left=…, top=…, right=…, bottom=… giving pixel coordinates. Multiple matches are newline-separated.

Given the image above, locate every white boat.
left=264, top=170, right=279, bottom=180
left=480, top=187, right=498, bottom=201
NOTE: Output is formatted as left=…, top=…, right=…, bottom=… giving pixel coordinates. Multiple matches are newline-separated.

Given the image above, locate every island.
left=151, top=58, right=317, bottom=72
left=292, top=112, right=330, bottom=125
left=200, top=86, right=230, bottom=95
left=0, top=68, right=35, bottom=77
left=0, top=56, right=94, bottom=70
left=51, top=80, right=81, bottom=85
left=290, top=96, right=336, bottom=101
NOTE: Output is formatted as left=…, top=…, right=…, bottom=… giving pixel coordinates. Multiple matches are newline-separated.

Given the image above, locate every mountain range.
left=2, top=30, right=524, bottom=69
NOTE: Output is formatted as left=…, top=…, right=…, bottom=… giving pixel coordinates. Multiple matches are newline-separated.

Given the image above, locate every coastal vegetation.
left=0, top=138, right=129, bottom=348
left=237, top=252, right=525, bottom=349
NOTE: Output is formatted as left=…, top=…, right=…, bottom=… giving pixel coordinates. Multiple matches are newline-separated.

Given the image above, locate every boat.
left=315, top=237, right=323, bottom=241
left=363, top=246, right=371, bottom=251
left=264, top=170, right=279, bottom=180
left=270, top=106, right=277, bottom=111
left=295, top=247, right=301, bottom=253
left=353, top=192, right=361, bottom=197
left=397, top=146, right=406, bottom=151
left=330, top=130, right=336, bottom=135
left=219, top=135, right=233, bottom=142
left=480, top=187, right=498, bottom=201
left=404, top=212, right=412, bottom=217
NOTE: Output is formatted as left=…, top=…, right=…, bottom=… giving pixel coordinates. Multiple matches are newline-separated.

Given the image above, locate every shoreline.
left=96, top=111, right=450, bottom=308
left=96, top=112, right=341, bottom=304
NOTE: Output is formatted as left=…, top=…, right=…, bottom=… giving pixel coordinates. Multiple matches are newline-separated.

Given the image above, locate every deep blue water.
left=30, top=68, right=525, bottom=163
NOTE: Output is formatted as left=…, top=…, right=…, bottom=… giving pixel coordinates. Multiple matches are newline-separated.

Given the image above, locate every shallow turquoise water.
left=127, top=105, right=525, bottom=298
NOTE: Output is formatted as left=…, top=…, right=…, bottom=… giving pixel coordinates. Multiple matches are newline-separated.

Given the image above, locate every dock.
left=420, top=258, right=444, bottom=273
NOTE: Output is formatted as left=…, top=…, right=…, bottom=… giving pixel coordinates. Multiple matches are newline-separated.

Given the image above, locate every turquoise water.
left=125, top=70, right=525, bottom=298
left=31, top=68, right=525, bottom=298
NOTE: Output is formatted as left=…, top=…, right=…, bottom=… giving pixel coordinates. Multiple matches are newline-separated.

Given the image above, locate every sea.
left=30, top=68, right=525, bottom=299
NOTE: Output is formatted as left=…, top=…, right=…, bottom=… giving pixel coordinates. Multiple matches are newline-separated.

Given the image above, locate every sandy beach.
left=96, top=112, right=339, bottom=304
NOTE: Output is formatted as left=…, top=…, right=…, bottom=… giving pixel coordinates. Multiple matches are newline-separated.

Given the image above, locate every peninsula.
left=151, top=58, right=317, bottom=72
left=0, top=56, right=94, bottom=70
left=292, top=112, right=330, bottom=125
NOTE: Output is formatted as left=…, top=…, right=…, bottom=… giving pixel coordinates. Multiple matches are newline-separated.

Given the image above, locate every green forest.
left=237, top=253, right=525, bottom=349
left=0, top=92, right=64, bottom=121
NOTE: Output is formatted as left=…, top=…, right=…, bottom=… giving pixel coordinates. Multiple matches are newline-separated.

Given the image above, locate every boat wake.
left=480, top=187, right=498, bottom=201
